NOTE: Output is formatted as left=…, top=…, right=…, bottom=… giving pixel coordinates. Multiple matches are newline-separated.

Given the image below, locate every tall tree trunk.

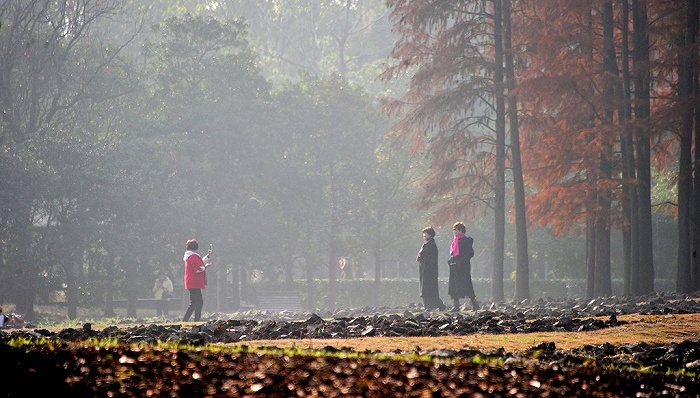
left=302, top=236, right=320, bottom=308
left=373, top=210, right=383, bottom=306
left=65, top=251, right=78, bottom=320
left=504, top=0, right=529, bottom=301
left=126, top=255, right=138, bottom=318
left=62, top=220, right=83, bottom=320
left=581, top=5, right=600, bottom=298
left=593, top=200, right=612, bottom=297
left=372, top=174, right=385, bottom=306
left=104, top=253, right=116, bottom=317
left=685, top=0, right=700, bottom=292
left=10, top=204, right=36, bottom=320
left=326, top=161, right=338, bottom=310
left=492, top=0, right=506, bottom=302
left=676, top=0, right=695, bottom=293
left=285, top=248, right=294, bottom=288
left=305, top=259, right=315, bottom=310
left=594, top=0, right=615, bottom=297
left=586, top=213, right=596, bottom=299
left=230, top=262, right=240, bottom=310
left=619, top=0, right=638, bottom=296
left=631, top=0, right=654, bottom=294
left=240, top=265, right=249, bottom=305
left=594, top=201, right=612, bottom=297
left=693, top=99, right=700, bottom=290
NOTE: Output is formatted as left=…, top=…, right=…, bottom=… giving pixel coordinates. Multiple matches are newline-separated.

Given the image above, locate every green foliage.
left=5, top=334, right=486, bottom=365
left=651, top=168, right=678, bottom=215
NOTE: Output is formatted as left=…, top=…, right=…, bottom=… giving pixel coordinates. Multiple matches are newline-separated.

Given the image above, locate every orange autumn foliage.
left=383, top=0, right=696, bottom=238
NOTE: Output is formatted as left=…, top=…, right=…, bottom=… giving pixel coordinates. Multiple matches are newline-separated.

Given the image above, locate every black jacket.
left=417, top=237, right=440, bottom=300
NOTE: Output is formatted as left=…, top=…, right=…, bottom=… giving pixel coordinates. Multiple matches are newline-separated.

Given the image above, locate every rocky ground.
left=2, top=293, right=700, bottom=397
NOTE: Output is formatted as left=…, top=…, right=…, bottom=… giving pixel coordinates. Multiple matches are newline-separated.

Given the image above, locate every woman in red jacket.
left=182, top=239, right=212, bottom=322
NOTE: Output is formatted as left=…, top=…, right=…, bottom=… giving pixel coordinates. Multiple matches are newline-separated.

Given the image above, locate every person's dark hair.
left=186, top=239, right=199, bottom=251
left=422, top=227, right=435, bottom=237
left=452, top=222, right=466, bottom=233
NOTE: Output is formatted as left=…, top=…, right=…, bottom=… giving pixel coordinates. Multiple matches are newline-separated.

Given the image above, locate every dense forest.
left=0, top=0, right=698, bottom=320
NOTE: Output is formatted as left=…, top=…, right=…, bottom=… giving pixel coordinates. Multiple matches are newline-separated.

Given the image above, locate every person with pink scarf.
left=447, top=222, right=478, bottom=312
left=182, top=239, right=212, bottom=322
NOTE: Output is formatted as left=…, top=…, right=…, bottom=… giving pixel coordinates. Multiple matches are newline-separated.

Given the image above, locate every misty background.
left=0, top=0, right=681, bottom=320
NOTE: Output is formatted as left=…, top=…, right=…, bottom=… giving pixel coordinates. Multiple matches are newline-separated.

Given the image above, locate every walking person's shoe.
left=471, top=297, right=480, bottom=311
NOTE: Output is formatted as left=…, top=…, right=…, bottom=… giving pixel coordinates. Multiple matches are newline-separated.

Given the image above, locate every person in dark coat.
left=447, top=222, right=479, bottom=312
left=416, top=227, right=446, bottom=311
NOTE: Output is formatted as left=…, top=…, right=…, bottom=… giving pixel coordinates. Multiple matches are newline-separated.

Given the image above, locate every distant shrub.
left=245, top=278, right=676, bottom=309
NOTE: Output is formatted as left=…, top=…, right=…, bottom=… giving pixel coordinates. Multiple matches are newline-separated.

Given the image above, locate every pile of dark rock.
left=2, top=292, right=700, bottom=373
left=2, top=292, right=695, bottom=342
left=0, top=308, right=622, bottom=345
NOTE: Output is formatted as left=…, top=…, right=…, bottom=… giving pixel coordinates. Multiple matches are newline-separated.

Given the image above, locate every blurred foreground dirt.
left=1, top=340, right=697, bottom=397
